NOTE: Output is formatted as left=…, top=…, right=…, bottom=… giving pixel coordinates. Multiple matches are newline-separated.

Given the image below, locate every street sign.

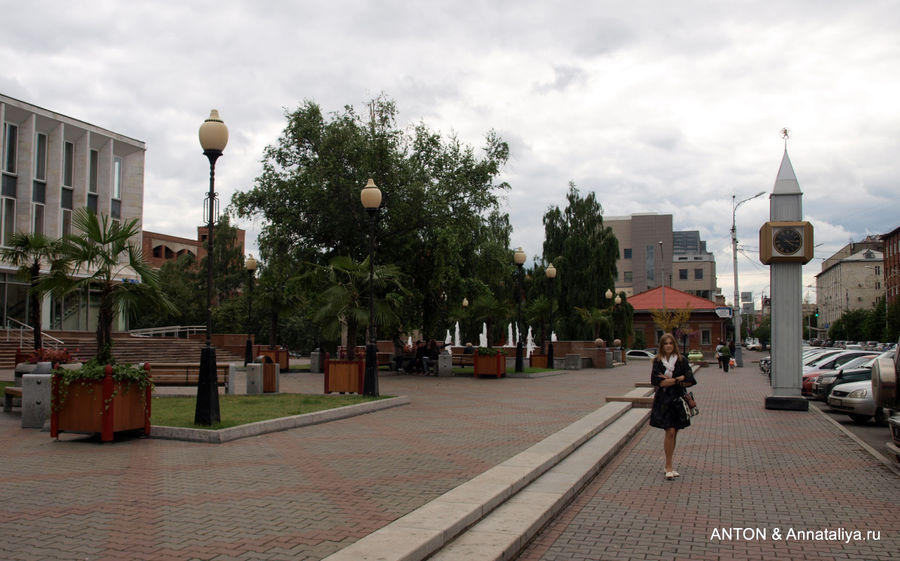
left=715, top=306, right=733, bottom=318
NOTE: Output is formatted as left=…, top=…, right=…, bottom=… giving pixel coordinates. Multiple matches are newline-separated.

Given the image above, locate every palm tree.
left=311, top=255, right=406, bottom=348
left=0, top=232, right=60, bottom=349
left=50, top=208, right=173, bottom=364
left=574, top=306, right=612, bottom=341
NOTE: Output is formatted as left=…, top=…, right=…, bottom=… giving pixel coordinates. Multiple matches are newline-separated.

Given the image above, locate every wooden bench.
left=147, top=363, right=233, bottom=393
left=452, top=354, right=475, bottom=367
left=3, top=386, right=22, bottom=412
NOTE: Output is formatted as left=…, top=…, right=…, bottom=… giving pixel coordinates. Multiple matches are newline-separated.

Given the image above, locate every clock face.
left=773, top=228, right=803, bottom=255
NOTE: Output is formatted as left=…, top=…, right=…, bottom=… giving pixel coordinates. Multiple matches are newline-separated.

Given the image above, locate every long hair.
left=654, top=333, right=681, bottom=361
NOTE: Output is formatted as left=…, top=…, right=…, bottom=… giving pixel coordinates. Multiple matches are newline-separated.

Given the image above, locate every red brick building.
left=142, top=227, right=246, bottom=269
left=628, top=286, right=730, bottom=354
left=882, top=225, right=900, bottom=308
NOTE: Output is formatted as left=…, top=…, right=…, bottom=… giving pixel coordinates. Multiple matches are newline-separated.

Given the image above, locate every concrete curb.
left=322, top=387, right=655, bottom=561
left=149, top=395, right=411, bottom=443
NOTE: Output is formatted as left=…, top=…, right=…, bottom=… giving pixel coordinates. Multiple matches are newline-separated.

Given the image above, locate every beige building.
left=1, top=93, right=146, bottom=331
left=607, top=213, right=718, bottom=300
left=815, top=237, right=884, bottom=329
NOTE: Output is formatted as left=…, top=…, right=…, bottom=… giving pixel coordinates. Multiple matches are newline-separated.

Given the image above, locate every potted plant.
left=474, top=346, right=506, bottom=378
left=45, top=208, right=174, bottom=441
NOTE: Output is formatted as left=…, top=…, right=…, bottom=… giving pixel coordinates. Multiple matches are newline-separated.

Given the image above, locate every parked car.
left=807, top=355, right=876, bottom=399
left=827, top=379, right=888, bottom=423
left=745, top=338, right=762, bottom=351
left=687, top=349, right=704, bottom=362
left=803, top=350, right=875, bottom=373
left=814, top=367, right=874, bottom=401
left=626, top=349, right=655, bottom=360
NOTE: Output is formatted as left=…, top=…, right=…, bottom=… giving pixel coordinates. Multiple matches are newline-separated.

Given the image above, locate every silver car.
left=827, top=380, right=888, bottom=423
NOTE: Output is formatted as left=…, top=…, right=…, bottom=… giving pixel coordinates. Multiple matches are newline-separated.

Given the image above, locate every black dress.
left=649, top=355, right=696, bottom=430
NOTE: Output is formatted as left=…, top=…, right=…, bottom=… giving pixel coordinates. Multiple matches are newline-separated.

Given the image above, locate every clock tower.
left=760, top=143, right=812, bottom=410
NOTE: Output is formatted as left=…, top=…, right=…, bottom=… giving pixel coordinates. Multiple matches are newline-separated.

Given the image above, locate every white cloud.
left=2, top=0, right=898, bottom=308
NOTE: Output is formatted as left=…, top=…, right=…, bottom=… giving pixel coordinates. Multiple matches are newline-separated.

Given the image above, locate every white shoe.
left=665, top=471, right=675, bottom=480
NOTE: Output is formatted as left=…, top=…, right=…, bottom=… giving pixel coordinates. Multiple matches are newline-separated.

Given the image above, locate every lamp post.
left=731, top=190, right=765, bottom=367
left=195, top=109, right=228, bottom=426
left=462, top=297, right=469, bottom=345
left=546, top=263, right=556, bottom=368
left=361, top=178, right=382, bottom=396
left=244, top=254, right=257, bottom=366
left=514, top=247, right=526, bottom=372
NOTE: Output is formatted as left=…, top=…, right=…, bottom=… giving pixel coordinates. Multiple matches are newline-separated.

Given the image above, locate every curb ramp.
left=322, top=386, right=654, bottom=561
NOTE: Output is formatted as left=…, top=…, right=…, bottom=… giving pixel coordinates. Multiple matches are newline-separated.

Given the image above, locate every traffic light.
left=815, top=308, right=819, bottom=318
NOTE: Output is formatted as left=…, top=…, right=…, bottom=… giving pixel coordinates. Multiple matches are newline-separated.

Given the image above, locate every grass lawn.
left=0, top=381, right=12, bottom=391
left=151, top=393, right=385, bottom=430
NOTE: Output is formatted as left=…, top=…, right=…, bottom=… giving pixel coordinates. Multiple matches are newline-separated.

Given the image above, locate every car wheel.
left=848, top=414, right=871, bottom=424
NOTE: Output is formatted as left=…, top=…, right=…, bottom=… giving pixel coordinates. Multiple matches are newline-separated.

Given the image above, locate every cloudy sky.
left=3, top=0, right=899, bottom=310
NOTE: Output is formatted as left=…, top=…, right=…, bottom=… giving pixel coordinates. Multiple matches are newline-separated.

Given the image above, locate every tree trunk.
left=30, top=262, right=42, bottom=350
left=96, top=292, right=114, bottom=363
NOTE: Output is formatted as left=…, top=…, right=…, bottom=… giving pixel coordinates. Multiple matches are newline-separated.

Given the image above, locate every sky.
left=2, top=0, right=899, bottom=311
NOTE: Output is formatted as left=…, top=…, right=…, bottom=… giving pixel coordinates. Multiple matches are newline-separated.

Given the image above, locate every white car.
left=827, top=380, right=888, bottom=423
left=745, top=338, right=762, bottom=351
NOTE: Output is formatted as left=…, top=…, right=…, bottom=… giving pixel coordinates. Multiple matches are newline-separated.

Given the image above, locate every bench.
left=452, top=354, right=475, bottom=367
left=3, top=386, right=22, bottom=412
left=147, top=363, right=233, bottom=394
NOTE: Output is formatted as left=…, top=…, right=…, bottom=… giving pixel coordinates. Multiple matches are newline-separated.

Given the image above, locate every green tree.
left=542, top=182, right=619, bottom=338
left=50, top=209, right=174, bottom=363
left=310, top=255, right=407, bottom=349
left=231, top=96, right=511, bottom=343
left=574, top=307, right=612, bottom=340
left=0, top=232, right=60, bottom=349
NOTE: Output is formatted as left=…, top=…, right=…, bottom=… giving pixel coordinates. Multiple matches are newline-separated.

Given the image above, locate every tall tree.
left=542, top=183, right=619, bottom=338
left=231, top=96, right=512, bottom=346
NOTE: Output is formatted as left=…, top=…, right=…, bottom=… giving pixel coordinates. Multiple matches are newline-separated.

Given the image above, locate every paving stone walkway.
left=517, top=361, right=900, bottom=561
left=0, top=364, right=645, bottom=561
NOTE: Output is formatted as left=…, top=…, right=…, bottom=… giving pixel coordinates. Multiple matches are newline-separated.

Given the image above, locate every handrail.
left=128, top=325, right=207, bottom=338
left=4, top=318, right=64, bottom=349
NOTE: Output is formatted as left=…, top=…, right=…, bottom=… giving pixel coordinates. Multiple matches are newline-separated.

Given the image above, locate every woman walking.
left=649, top=333, right=696, bottom=480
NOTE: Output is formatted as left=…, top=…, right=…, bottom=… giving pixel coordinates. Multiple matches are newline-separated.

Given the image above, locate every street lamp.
left=195, top=109, right=228, bottom=426
left=361, top=178, right=382, bottom=396
left=462, top=297, right=469, bottom=345
left=546, top=263, right=556, bottom=368
left=244, top=254, right=257, bottom=366
left=514, top=247, right=526, bottom=372
left=731, top=190, right=765, bottom=367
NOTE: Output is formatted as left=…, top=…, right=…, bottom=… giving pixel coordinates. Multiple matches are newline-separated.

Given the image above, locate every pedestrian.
left=649, top=333, right=696, bottom=480
left=715, top=340, right=725, bottom=369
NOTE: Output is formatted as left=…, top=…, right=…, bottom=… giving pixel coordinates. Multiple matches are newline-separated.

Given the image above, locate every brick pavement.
left=517, top=361, right=900, bottom=561
left=0, top=364, right=647, bottom=561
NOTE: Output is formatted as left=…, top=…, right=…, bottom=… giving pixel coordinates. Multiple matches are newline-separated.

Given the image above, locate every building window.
left=624, top=271, right=633, bottom=282
left=2, top=195, right=15, bottom=246
left=694, top=268, right=703, bottom=280
left=89, top=150, right=99, bottom=194
left=623, top=248, right=632, bottom=259
left=679, top=269, right=688, bottom=280
left=63, top=142, right=75, bottom=187
left=2, top=123, right=17, bottom=174
left=61, top=187, right=74, bottom=237
left=646, top=245, right=656, bottom=281
left=32, top=133, right=48, bottom=235
left=701, top=329, right=711, bottom=345
left=113, top=156, right=122, bottom=199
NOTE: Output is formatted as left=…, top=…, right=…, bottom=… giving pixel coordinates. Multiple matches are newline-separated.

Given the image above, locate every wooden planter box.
left=324, top=359, right=364, bottom=394
left=474, top=353, right=506, bottom=378
left=50, top=365, right=151, bottom=442
left=530, top=354, right=548, bottom=368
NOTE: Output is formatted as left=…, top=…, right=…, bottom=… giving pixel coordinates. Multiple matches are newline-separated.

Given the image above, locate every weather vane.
left=781, top=127, right=790, bottom=147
